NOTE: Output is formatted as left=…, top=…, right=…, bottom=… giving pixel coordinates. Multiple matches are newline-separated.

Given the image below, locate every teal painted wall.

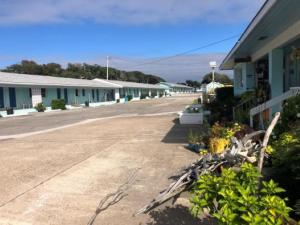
left=269, top=49, right=284, bottom=115
left=16, top=87, right=32, bottom=108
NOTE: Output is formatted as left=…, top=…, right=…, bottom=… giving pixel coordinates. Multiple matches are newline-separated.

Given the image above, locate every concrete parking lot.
left=0, top=95, right=208, bottom=225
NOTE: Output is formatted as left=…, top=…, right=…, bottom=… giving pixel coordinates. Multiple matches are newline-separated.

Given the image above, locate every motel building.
left=159, top=82, right=194, bottom=95
left=94, top=79, right=166, bottom=103
left=0, top=72, right=165, bottom=117
left=220, top=0, right=300, bottom=127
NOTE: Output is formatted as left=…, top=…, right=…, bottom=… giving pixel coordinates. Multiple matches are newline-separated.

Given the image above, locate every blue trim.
left=57, top=88, right=61, bottom=99
left=9, top=87, right=16, bottom=108
left=64, top=88, right=68, bottom=103
left=0, top=87, right=4, bottom=108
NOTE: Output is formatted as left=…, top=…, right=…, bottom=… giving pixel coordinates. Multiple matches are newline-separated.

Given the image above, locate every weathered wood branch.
left=258, top=112, right=280, bottom=173
left=136, top=116, right=281, bottom=215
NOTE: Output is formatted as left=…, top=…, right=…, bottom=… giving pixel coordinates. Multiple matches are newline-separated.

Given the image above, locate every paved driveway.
left=0, top=95, right=209, bottom=225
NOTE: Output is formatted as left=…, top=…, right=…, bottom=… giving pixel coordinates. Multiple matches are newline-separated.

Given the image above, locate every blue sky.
left=0, top=0, right=265, bottom=82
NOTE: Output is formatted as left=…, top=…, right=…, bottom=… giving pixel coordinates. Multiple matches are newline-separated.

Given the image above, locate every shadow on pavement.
left=146, top=205, right=215, bottom=225
left=162, top=119, right=204, bottom=144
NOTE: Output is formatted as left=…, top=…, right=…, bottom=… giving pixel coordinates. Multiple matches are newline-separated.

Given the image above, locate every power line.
left=126, top=34, right=240, bottom=68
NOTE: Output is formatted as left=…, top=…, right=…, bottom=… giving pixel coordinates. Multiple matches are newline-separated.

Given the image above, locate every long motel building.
left=0, top=72, right=166, bottom=117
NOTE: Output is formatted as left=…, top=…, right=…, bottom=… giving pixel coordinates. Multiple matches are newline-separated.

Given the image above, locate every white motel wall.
left=0, top=72, right=166, bottom=117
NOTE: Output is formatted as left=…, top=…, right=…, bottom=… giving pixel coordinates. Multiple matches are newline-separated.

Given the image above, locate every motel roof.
left=220, top=0, right=300, bottom=70
left=160, top=82, right=193, bottom=89
left=94, top=79, right=165, bottom=89
left=0, top=72, right=119, bottom=89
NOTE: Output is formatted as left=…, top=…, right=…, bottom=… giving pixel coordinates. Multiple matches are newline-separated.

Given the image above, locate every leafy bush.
left=141, top=94, right=148, bottom=99
left=269, top=130, right=300, bottom=219
left=51, top=99, right=66, bottom=110
left=190, top=163, right=291, bottom=224
left=35, top=102, right=46, bottom=112
left=127, top=95, right=133, bottom=101
left=275, top=94, right=300, bottom=134
left=215, top=87, right=234, bottom=103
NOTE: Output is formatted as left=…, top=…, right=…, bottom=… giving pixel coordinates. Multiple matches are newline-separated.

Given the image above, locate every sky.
left=0, top=0, right=265, bottom=82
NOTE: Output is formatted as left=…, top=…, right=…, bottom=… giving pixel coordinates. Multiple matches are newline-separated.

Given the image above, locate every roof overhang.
left=219, top=0, right=300, bottom=70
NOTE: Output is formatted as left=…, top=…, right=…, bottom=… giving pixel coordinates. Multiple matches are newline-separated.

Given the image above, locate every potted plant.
left=35, top=102, right=46, bottom=112
left=6, top=107, right=14, bottom=115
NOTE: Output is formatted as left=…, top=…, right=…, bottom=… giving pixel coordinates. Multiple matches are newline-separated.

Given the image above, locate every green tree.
left=201, top=72, right=233, bottom=85
left=1, top=60, right=165, bottom=84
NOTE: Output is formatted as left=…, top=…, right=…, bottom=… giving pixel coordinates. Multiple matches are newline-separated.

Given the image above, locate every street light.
left=209, top=61, right=217, bottom=94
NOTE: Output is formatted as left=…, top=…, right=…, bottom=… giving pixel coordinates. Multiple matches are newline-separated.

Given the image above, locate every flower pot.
left=6, top=108, right=14, bottom=115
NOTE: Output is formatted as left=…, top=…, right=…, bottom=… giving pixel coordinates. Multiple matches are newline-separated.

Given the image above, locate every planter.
left=6, top=108, right=14, bottom=115
left=179, top=112, right=203, bottom=124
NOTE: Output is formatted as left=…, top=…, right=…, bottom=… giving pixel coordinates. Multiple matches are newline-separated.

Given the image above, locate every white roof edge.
left=93, top=78, right=122, bottom=88
left=220, top=0, right=277, bottom=70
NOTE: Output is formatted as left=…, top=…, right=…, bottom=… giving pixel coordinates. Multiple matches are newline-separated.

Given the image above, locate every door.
left=0, top=87, right=4, bottom=108
left=9, top=87, right=16, bottom=108
left=57, top=88, right=61, bottom=99
left=64, top=88, right=68, bottom=103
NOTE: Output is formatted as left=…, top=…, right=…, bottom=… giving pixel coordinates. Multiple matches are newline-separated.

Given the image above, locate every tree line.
left=1, top=60, right=165, bottom=84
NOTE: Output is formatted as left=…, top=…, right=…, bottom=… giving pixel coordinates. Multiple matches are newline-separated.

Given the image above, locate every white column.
left=148, top=89, right=151, bottom=97
left=115, top=88, right=120, bottom=101
left=31, top=88, right=42, bottom=107
left=156, top=90, right=159, bottom=98
left=139, top=89, right=141, bottom=98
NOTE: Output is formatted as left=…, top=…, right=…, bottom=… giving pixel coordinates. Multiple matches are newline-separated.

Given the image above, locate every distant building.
left=159, top=82, right=193, bottom=95
left=202, top=81, right=224, bottom=94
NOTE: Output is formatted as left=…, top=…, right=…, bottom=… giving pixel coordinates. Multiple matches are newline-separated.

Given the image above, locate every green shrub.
left=35, top=102, right=46, bottom=112
left=190, top=163, right=291, bottom=224
left=127, top=95, right=133, bottom=101
left=275, top=94, right=300, bottom=134
left=51, top=99, right=66, bottom=110
left=141, top=94, right=148, bottom=99
left=269, top=130, right=300, bottom=219
left=215, top=87, right=234, bottom=103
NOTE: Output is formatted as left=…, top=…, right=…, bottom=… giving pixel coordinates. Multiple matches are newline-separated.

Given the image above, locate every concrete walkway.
left=0, top=95, right=210, bottom=225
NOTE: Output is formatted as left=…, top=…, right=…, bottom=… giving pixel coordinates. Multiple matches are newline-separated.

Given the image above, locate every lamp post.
left=209, top=61, right=217, bottom=94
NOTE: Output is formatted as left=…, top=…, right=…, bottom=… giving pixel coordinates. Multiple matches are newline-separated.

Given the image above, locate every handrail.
left=249, top=87, right=300, bottom=127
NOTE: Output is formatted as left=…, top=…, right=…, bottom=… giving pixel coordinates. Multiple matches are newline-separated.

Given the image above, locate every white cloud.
left=0, top=0, right=265, bottom=25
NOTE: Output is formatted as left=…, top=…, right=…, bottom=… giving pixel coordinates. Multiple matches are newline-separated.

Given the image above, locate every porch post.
left=31, top=88, right=42, bottom=107
left=269, top=49, right=284, bottom=119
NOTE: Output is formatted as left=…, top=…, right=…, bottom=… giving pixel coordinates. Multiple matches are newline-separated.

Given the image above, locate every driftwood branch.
left=136, top=116, right=281, bottom=215
left=257, top=112, right=280, bottom=173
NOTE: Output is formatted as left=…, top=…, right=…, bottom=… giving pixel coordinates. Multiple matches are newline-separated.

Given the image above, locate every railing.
left=233, top=96, right=257, bottom=121
left=249, top=87, right=300, bottom=127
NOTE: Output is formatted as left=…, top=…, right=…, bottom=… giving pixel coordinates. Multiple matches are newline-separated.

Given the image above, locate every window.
left=41, top=88, right=46, bottom=98
left=234, top=67, right=243, bottom=88
left=75, top=89, right=79, bottom=97
left=57, top=88, right=61, bottom=99
left=29, top=88, right=32, bottom=98
left=82, top=89, right=85, bottom=96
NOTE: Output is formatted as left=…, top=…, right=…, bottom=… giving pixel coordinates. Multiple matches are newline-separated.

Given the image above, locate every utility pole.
left=209, top=61, right=217, bottom=94
left=106, top=56, right=109, bottom=80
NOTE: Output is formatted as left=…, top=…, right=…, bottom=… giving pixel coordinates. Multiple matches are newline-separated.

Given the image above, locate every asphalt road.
left=0, top=95, right=199, bottom=136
